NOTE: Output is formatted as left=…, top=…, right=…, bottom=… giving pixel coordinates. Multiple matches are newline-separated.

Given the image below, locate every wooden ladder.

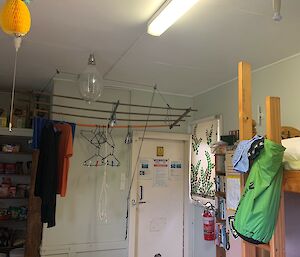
left=238, top=61, right=286, bottom=257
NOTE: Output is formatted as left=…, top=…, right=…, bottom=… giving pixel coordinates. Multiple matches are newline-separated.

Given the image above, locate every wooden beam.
left=266, top=96, right=286, bottom=257
left=238, top=61, right=253, bottom=140
left=238, top=61, right=256, bottom=257
left=25, top=151, right=42, bottom=257
left=266, top=97, right=281, bottom=144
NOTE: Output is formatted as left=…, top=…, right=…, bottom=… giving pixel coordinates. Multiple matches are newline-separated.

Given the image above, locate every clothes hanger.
left=81, top=123, right=120, bottom=167
left=102, top=152, right=120, bottom=167
left=83, top=148, right=105, bottom=167
left=81, top=126, right=108, bottom=149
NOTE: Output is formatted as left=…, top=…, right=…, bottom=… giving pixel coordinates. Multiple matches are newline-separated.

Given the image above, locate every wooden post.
left=238, top=61, right=256, bottom=257
left=266, top=97, right=286, bottom=257
left=25, top=151, right=42, bottom=257
left=238, top=61, right=253, bottom=141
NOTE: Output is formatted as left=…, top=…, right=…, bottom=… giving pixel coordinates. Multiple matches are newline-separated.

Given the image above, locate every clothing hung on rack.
left=34, top=123, right=60, bottom=228
left=32, top=116, right=76, bottom=149
left=54, top=123, right=73, bottom=197
left=34, top=118, right=74, bottom=227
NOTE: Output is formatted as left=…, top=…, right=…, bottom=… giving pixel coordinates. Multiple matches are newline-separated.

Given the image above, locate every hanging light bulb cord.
left=9, top=37, right=22, bottom=132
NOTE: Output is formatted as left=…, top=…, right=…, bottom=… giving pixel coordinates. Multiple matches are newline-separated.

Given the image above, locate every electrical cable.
left=40, top=69, right=60, bottom=93
left=156, top=86, right=171, bottom=109
left=125, top=85, right=157, bottom=239
left=103, top=33, right=145, bottom=79
left=155, top=86, right=174, bottom=126
left=8, top=37, right=22, bottom=132
left=8, top=49, right=18, bottom=132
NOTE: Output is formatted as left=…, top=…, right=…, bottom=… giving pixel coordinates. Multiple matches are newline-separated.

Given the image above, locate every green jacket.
left=234, top=139, right=285, bottom=244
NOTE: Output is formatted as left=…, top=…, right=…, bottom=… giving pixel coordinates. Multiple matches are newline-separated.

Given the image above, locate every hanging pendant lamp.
left=0, top=0, right=31, bottom=131
left=78, top=54, right=104, bottom=104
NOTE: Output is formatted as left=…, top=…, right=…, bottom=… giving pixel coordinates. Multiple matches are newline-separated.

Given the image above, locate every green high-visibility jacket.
left=234, top=139, right=285, bottom=244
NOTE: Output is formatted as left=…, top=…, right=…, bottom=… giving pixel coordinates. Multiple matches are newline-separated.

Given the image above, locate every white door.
left=129, top=132, right=190, bottom=257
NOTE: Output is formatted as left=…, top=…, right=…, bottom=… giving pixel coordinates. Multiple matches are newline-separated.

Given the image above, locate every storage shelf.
left=0, top=197, right=28, bottom=200
left=0, top=151, right=32, bottom=155
left=0, top=173, right=30, bottom=177
left=0, top=127, right=33, bottom=137
left=0, top=219, right=27, bottom=223
left=0, top=245, right=24, bottom=253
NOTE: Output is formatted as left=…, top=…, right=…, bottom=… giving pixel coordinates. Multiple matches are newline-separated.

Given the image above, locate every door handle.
left=140, top=186, right=143, bottom=201
left=138, top=186, right=146, bottom=205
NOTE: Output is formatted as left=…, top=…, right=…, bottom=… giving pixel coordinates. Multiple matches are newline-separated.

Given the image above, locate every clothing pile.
left=33, top=117, right=75, bottom=228
left=231, top=136, right=285, bottom=244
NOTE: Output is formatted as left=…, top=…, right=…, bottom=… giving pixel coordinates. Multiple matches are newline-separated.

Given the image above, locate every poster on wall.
left=190, top=117, right=219, bottom=203
left=226, top=175, right=241, bottom=211
left=139, top=159, right=152, bottom=180
left=153, top=159, right=169, bottom=187
left=169, top=161, right=183, bottom=181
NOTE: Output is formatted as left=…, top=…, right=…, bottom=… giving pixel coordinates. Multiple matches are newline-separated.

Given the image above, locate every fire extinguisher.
left=203, top=205, right=215, bottom=241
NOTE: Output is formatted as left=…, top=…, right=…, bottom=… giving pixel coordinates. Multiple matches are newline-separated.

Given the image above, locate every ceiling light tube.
left=147, top=0, right=199, bottom=36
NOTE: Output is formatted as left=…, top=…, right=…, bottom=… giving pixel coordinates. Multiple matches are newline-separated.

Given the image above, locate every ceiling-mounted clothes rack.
left=13, top=88, right=196, bottom=129
left=77, top=123, right=179, bottom=129
left=23, top=100, right=191, bottom=117
left=50, top=111, right=186, bottom=123
left=32, top=91, right=198, bottom=112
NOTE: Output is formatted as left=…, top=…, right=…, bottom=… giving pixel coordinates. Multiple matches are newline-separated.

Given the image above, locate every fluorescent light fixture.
left=147, top=0, right=199, bottom=36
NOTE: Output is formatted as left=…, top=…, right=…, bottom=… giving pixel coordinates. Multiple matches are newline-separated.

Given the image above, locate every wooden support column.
left=238, top=61, right=256, bottom=257
left=266, top=97, right=286, bottom=257
left=25, top=151, right=42, bottom=257
left=238, top=61, right=253, bottom=141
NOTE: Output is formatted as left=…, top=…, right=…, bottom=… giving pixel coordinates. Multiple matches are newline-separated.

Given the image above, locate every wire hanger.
left=81, top=124, right=120, bottom=167
left=83, top=148, right=105, bottom=167
left=102, top=151, right=120, bottom=167
left=81, top=126, right=107, bottom=149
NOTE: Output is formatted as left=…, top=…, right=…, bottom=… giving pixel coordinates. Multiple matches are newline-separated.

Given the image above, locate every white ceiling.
left=1, top=0, right=300, bottom=96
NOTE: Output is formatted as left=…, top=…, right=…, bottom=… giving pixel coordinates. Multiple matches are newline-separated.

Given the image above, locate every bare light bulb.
left=78, top=54, right=104, bottom=103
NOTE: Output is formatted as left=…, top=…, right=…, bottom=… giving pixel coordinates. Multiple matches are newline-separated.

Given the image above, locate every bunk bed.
left=281, top=127, right=300, bottom=193
left=238, top=61, right=300, bottom=257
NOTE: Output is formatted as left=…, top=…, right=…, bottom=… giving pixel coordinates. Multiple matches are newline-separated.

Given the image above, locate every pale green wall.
left=193, top=54, right=300, bottom=135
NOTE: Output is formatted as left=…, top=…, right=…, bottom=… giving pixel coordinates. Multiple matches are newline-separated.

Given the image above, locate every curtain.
left=190, top=117, right=219, bottom=203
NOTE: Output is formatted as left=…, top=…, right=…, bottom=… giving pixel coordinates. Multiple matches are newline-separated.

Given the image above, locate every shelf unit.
left=0, top=152, right=33, bottom=155
left=0, top=128, right=33, bottom=138
left=0, top=129, right=33, bottom=255
left=215, top=153, right=227, bottom=257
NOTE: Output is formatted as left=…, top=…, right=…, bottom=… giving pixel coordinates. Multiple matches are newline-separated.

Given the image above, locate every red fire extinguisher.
left=203, top=206, right=215, bottom=241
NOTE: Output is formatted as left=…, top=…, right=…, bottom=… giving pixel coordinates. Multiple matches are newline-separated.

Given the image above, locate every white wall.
left=193, top=54, right=300, bottom=257
left=40, top=79, right=195, bottom=257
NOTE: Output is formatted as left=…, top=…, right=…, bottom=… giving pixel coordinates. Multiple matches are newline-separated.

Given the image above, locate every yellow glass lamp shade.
left=0, top=0, right=31, bottom=36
